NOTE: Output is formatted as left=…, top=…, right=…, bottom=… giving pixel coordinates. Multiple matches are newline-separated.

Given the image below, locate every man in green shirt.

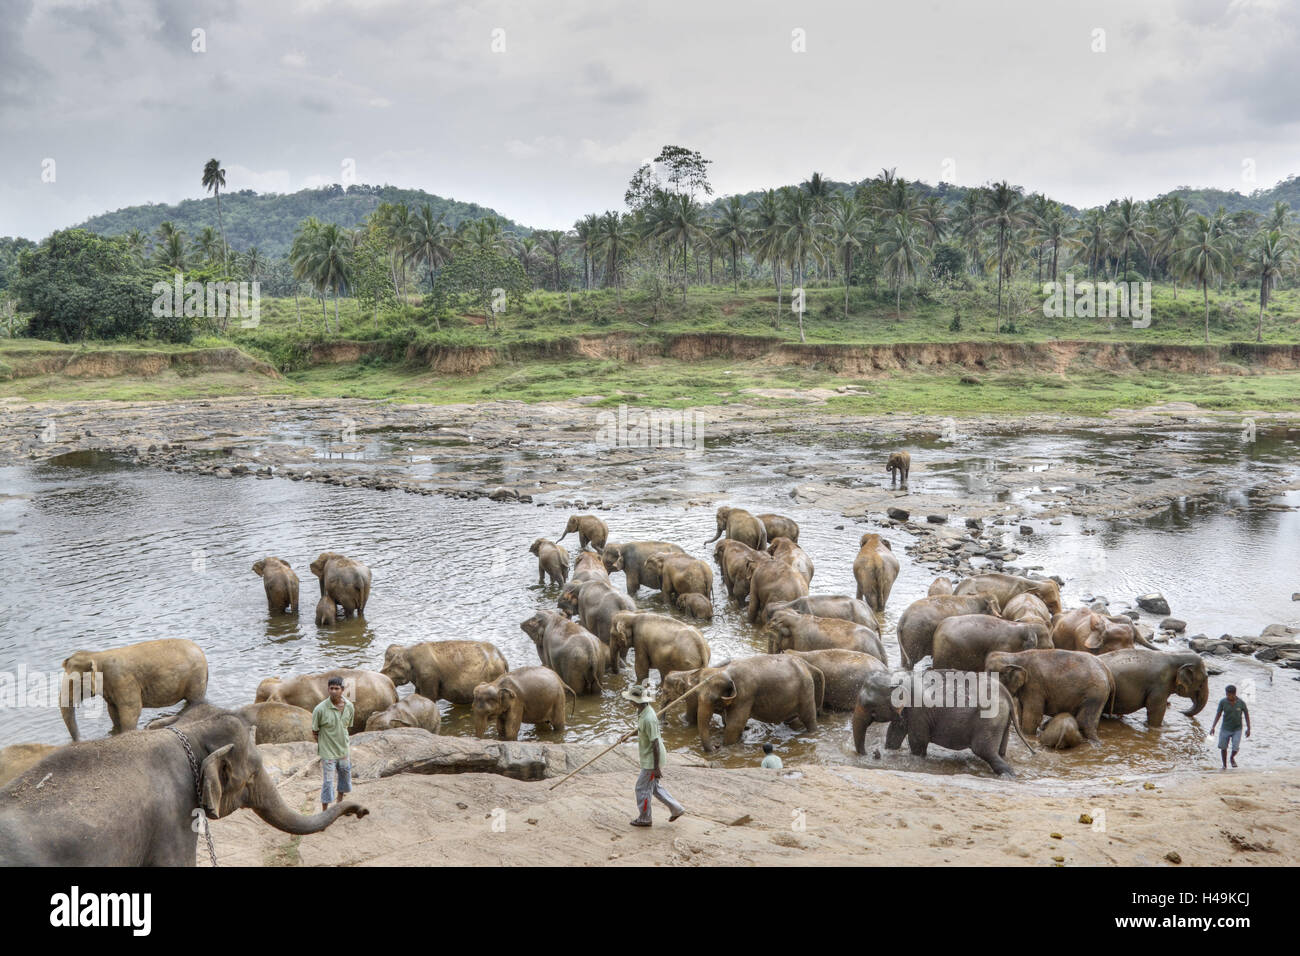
left=760, top=743, right=783, bottom=769
left=1209, top=684, right=1251, bottom=769
left=624, top=682, right=685, bottom=827
left=312, top=677, right=356, bottom=811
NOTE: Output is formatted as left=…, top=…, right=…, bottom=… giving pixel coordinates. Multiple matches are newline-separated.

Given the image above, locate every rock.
left=1258, top=623, right=1300, bottom=645
left=1078, top=813, right=1093, bottom=825
left=1121, top=610, right=1139, bottom=621
left=1050, top=832, right=1063, bottom=840
left=1019, top=526, right=1033, bottom=536
left=1160, top=618, right=1186, bottom=633
left=1136, top=593, right=1171, bottom=615
left=213, top=467, right=233, bottom=479
left=1089, top=601, right=1108, bottom=612
left=926, top=514, right=947, bottom=524
left=887, top=507, right=909, bottom=521
left=1143, top=782, right=1156, bottom=790
left=1165, top=851, right=1182, bottom=864
left=965, top=518, right=982, bottom=530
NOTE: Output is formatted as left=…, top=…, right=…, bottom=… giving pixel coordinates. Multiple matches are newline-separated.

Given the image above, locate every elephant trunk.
left=705, top=528, right=721, bottom=544
left=1133, top=629, right=1158, bottom=650
left=61, top=702, right=80, bottom=742
left=1184, top=680, right=1208, bottom=717
left=851, top=704, right=870, bottom=755
left=248, top=769, right=366, bottom=834
left=473, top=712, right=488, bottom=738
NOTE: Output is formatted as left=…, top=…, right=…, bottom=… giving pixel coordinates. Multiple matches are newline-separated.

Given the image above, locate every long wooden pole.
left=547, top=682, right=705, bottom=791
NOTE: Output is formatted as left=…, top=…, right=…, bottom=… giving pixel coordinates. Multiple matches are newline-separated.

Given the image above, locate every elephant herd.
left=0, top=501, right=1218, bottom=863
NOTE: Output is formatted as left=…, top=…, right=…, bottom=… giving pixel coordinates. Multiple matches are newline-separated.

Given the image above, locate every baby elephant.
left=315, top=594, right=338, bottom=626
left=887, top=450, right=911, bottom=486
left=558, top=514, right=608, bottom=553
left=675, top=592, right=713, bottom=621
left=1039, top=713, right=1084, bottom=750
left=472, top=667, right=576, bottom=740
left=253, top=557, right=299, bottom=614
left=364, top=694, right=442, bottom=734
left=529, top=538, right=570, bottom=587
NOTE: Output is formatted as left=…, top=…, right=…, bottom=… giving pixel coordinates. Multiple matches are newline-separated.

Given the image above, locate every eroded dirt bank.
left=209, top=730, right=1300, bottom=867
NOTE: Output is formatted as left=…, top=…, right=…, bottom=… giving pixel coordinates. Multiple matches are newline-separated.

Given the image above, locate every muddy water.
left=1, top=425, right=1297, bottom=784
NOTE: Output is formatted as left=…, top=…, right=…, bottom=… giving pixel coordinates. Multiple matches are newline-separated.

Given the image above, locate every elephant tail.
left=1097, top=658, right=1118, bottom=716
left=561, top=681, right=578, bottom=717
left=1006, top=693, right=1036, bottom=757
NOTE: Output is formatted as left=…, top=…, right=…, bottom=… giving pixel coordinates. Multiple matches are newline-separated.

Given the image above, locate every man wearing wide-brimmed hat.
left=623, top=682, right=685, bottom=827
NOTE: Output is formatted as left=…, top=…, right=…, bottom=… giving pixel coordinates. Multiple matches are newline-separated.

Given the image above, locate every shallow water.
left=1, top=423, right=1297, bottom=783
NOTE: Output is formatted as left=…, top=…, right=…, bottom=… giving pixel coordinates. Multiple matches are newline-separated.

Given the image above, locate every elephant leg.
left=998, top=716, right=1011, bottom=757
left=798, top=691, right=818, bottom=735
left=635, top=653, right=649, bottom=685
left=552, top=698, right=566, bottom=731
left=625, top=572, right=639, bottom=597
left=1077, top=700, right=1104, bottom=741
left=505, top=709, right=522, bottom=741
left=975, top=738, right=1015, bottom=777
left=1145, top=693, right=1168, bottom=728
left=722, top=702, right=752, bottom=746
left=747, top=597, right=761, bottom=625
left=111, top=688, right=143, bottom=734
left=1020, top=696, right=1044, bottom=736
left=884, top=718, right=907, bottom=750
left=538, top=568, right=546, bottom=586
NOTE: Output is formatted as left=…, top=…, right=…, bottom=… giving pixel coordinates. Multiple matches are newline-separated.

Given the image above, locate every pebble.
left=1164, top=851, right=1182, bottom=864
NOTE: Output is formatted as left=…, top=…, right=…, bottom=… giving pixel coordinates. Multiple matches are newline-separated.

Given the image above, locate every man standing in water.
left=624, top=682, right=685, bottom=827
left=312, top=676, right=355, bottom=811
left=1209, top=684, right=1251, bottom=769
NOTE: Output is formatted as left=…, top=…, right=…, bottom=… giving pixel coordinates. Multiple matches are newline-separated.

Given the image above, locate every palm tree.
left=306, top=223, right=353, bottom=333
left=917, top=196, right=949, bottom=245
left=514, top=236, right=540, bottom=281
left=407, top=204, right=453, bottom=315
left=1080, top=208, right=1108, bottom=280
left=124, top=228, right=149, bottom=263
left=1266, top=201, right=1292, bottom=234
left=823, top=196, right=872, bottom=319
left=536, top=230, right=568, bottom=292
left=201, top=158, right=228, bottom=273
left=803, top=171, right=832, bottom=210
left=573, top=214, right=600, bottom=291
left=242, top=246, right=266, bottom=282
left=712, top=196, right=750, bottom=293
left=1178, top=215, right=1230, bottom=344
left=979, top=181, right=1029, bottom=326
left=157, top=230, right=186, bottom=270
left=751, top=189, right=787, bottom=321
left=878, top=215, right=930, bottom=320
left=596, top=211, right=634, bottom=301
left=1108, top=197, right=1148, bottom=281
left=290, top=217, right=327, bottom=328
left=457, top=217, right=510, bottom=255
left=952, top=190, right=984, bottom=276
left=654, top=193, right=707, bottom=305
left=1248, top=229, right=1293, bottom=343
left=1154, top=196, right=1193, bottom=297
left=779, top=188, right=820, bottom=340
left=194, top=226, right=222, bottom=266
left=1040, top=206, right=1080, bottom=284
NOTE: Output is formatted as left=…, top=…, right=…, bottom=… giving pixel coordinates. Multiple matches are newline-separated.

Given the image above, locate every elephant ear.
left=200, top=743, right=236, bottom=817
left=1083, top=629, right=1103, bottom=650
left=1175, top=663, right=1197, bottom=695
left=880, top=538, right=892, bottom=552
left=1001, top=665, right=1028, bottom=694
left=718, top=678, right=737, bottom=706
left=499, top=686, right=515, bottom=710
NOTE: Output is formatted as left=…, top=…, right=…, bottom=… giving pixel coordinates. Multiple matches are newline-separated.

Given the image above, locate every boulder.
left=887, top=507, right=910, bottom=521
left=1136, top=593, right=1171, bottom=616
left=1160, top=618, right=1187, bottom=633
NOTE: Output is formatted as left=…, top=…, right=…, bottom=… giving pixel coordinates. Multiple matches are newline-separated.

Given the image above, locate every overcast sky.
left=1, top=0, right=1296, bottom=240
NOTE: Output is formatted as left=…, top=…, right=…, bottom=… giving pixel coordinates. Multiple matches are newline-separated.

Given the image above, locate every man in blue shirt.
left=1209, top=684, right=1251, bottom=769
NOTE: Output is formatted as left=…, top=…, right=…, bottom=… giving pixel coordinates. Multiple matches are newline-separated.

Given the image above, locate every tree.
left=654, top=145, right=713, bottom=198
left=979, top=181, right=1029, bottom=328
left=407, top=203, right=453, bottom=311
left=194, top=226, right=222, bottom=266
left=751, top=189, right=787, bottom=322
left=352, top=228, right=395, bottom=327
left=1177, top=215, right=1230, bottom=344
left=1248, top=229, right=1293, bottom=343
left=241, top=246, right=266, bottom=282
left=573, top=214, right=600, bottom=291
left=712, top=196, right=750, bottom=293
left=654, top=192, right=707, bottom=306
left=823, top=196, right=871, bottom=319
left=432, top=248, right=528, bottom=333
left=596, top=211, right=634, bottom=302
left=201, top=158, right=228, bottom=273
left=1108, top=197, right=1148, bottom=280
left=536, top=229, right=568, bottom=292
left=779, top=188, right=820, bottom=339
left=1154, top=196, right=1193, bottom=297
left=878, top=215, right=930, bottom=320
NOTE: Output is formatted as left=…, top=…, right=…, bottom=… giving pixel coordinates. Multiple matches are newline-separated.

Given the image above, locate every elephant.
left=1039, top=713, right=1084, bottom=750
left=746, top=555, right=810, bottom=624
left=705, top=506, right=768, bottom=551
left=1051, top=607, right=1155, bottom=654
left=954, top=572, right=1062, bottom=615
left=1097, top=648, right=1208, bottom=726
left=756, top=513, right=800, bottom=544
left=674, top=592, right=714, bottom=621
left=655, top=666, right=728, bottom=726
left=694, top=654, right=824, bottom=753
left=759, top=595, right=878, bottom=629
left=0, top=711, right=366, bottom=865
left=602, top=541, right=685, bottom=595
left=714, top=539, right=764, bottom=603
left=767, top=537, right=814, bottom=584
left=851, top=670, right=1019, bottom=777
left=782, top=649, right=886, bottom=711
left=253, top=556, right=299, bottom=615
left=364, top=694, right=442, bottom=734
left=520, top=610, right=608, bottom=695
left=571, top=550, right=608, bottom=583
left=315, top=594, right=337, bottom=626
left=931, top=614, right=1045, bottom=671
left=309, top=552, right=371, bottom=617
left=985, top=649, right=1116, bottom=741
left=897, top=594, right=1002, bottom=670
left=237, top=701, right=316, bottom=744
left=558, top=578, right=635, bottom=666
left=928, top=576, right=954, bottom=596
left=887, top=450, right=911, bottom=486
left=644, top=552, right=714, bottom=607
left=1001, top=593, right=1053, bottom=647
left=0, top=743, right=60, bottom=788
left=765, top=608, right=887, bottom=663
left=853, top=534, right=900, bottom=614
left=472, top=667, right=576, bottom=740
left=380, top=640, right=509, bottom=705
left=558, top=514, right=608, bottom=553
left=609, top=611, right=711, bottom=684
left=255, top=669, right=398, bottom=734
left=529, top=538, right=570, bottom=587
left=61, top=638, right=209, bottom=741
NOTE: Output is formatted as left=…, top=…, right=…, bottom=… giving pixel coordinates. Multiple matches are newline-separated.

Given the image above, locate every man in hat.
left=624, top=681, right=685, bottom=827
left=312, top=676, right=355, bottom=812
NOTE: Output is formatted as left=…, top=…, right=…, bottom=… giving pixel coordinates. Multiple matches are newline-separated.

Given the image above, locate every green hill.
left=76, top=184, right=532, bottom=258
